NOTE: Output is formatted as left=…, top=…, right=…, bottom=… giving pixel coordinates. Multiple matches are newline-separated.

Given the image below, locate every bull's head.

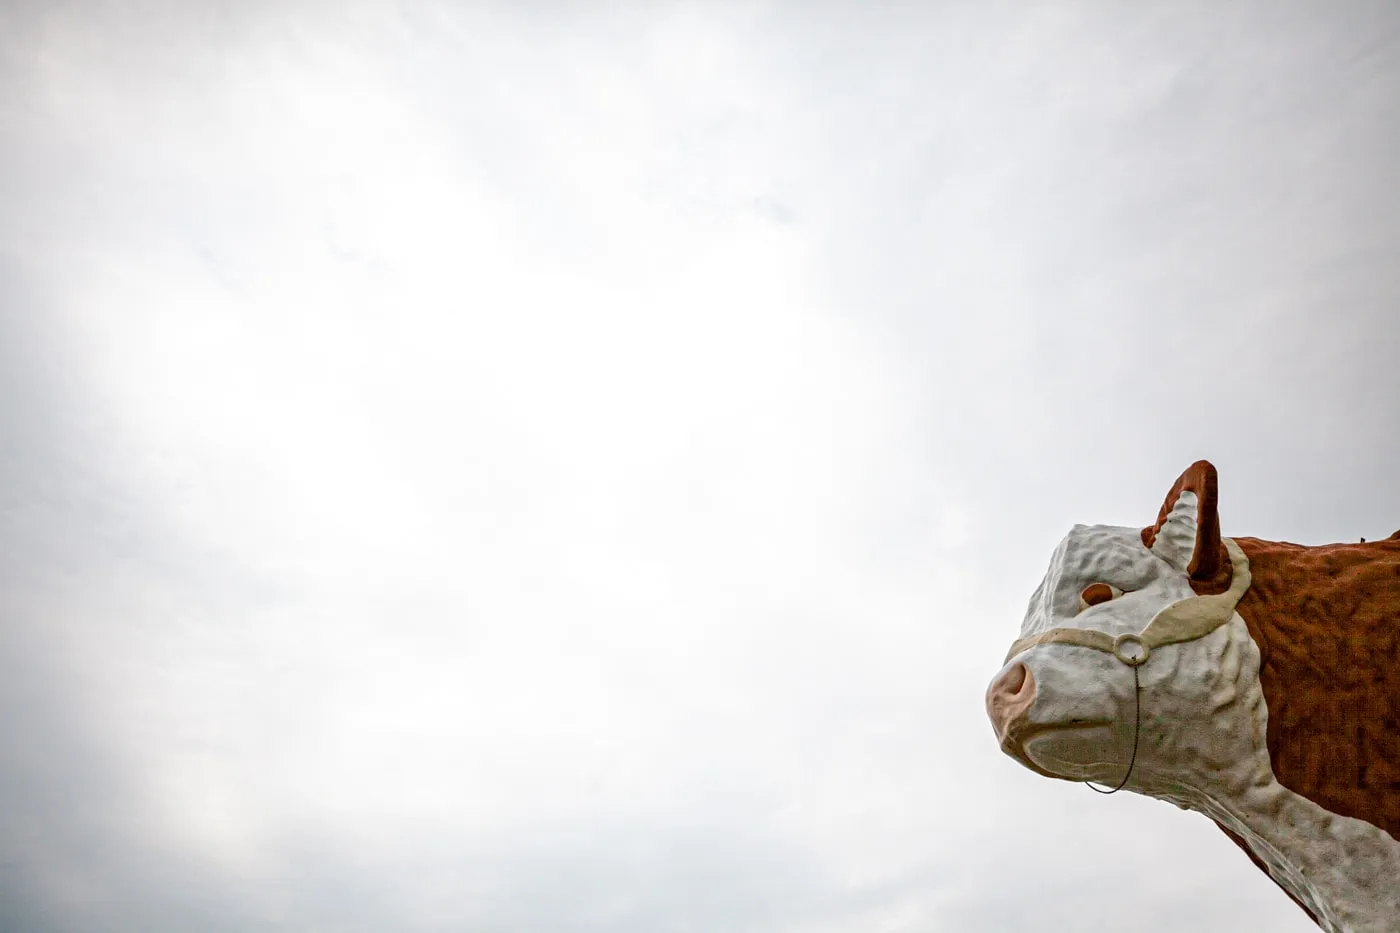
left=987, top=460, right=1264, bottom=801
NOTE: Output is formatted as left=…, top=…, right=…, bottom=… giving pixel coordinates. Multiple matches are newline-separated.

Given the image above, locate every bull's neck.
left=1134, top=610, right=1400, bottom=933
left=1177, top=775, right=1400, bottom=933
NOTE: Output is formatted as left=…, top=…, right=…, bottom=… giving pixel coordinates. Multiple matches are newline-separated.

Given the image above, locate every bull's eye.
left=1078, top=583, right=1124, bottom=612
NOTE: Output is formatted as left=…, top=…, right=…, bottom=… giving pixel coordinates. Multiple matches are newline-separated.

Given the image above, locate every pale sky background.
left=2, top=2, right=1399, bottom=931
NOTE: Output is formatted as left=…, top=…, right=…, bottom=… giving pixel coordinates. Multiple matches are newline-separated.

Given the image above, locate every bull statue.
left=987, top=460, right=1400, bottom=932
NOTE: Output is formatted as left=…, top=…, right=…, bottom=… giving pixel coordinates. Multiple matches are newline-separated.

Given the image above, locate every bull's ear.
left=1141, top=460, right=1227, bottom=587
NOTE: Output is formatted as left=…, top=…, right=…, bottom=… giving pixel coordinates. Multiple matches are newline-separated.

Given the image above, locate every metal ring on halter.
left=1113, top=632, right=1150, bottom=666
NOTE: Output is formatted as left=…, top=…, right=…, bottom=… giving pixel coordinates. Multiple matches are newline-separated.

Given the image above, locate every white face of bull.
left=987, top=490, right=1267, bottom=797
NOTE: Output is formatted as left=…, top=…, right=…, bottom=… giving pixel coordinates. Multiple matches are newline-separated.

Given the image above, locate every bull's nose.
left=986, top=661, right=1036, bottom=741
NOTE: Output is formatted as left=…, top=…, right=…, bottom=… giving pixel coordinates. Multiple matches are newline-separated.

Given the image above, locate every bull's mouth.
left=1000, top=720, right=1116, bottom=781
left=1011, top=720, right=1114, bottom=744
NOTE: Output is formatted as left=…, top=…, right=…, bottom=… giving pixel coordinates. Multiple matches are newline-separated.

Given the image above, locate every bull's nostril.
left=987, top=662, right=1036, bottom=743
left=1000, top=661, right=1028, bottom=695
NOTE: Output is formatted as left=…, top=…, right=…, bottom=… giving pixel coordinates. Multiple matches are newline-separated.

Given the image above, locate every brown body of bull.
left=1218, top=528, right=1400, bottom=924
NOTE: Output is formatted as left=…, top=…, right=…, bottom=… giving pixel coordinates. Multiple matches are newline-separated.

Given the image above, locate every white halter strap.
left=1004, top=537, right=1252, bottom=667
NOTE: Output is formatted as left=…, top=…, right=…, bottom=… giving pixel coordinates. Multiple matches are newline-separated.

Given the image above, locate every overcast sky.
left=2, top=2, right=1398, bottom=931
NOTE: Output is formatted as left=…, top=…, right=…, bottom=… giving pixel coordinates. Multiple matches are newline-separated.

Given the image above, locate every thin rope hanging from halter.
left=1086, top=665, right=1139, bottom=794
